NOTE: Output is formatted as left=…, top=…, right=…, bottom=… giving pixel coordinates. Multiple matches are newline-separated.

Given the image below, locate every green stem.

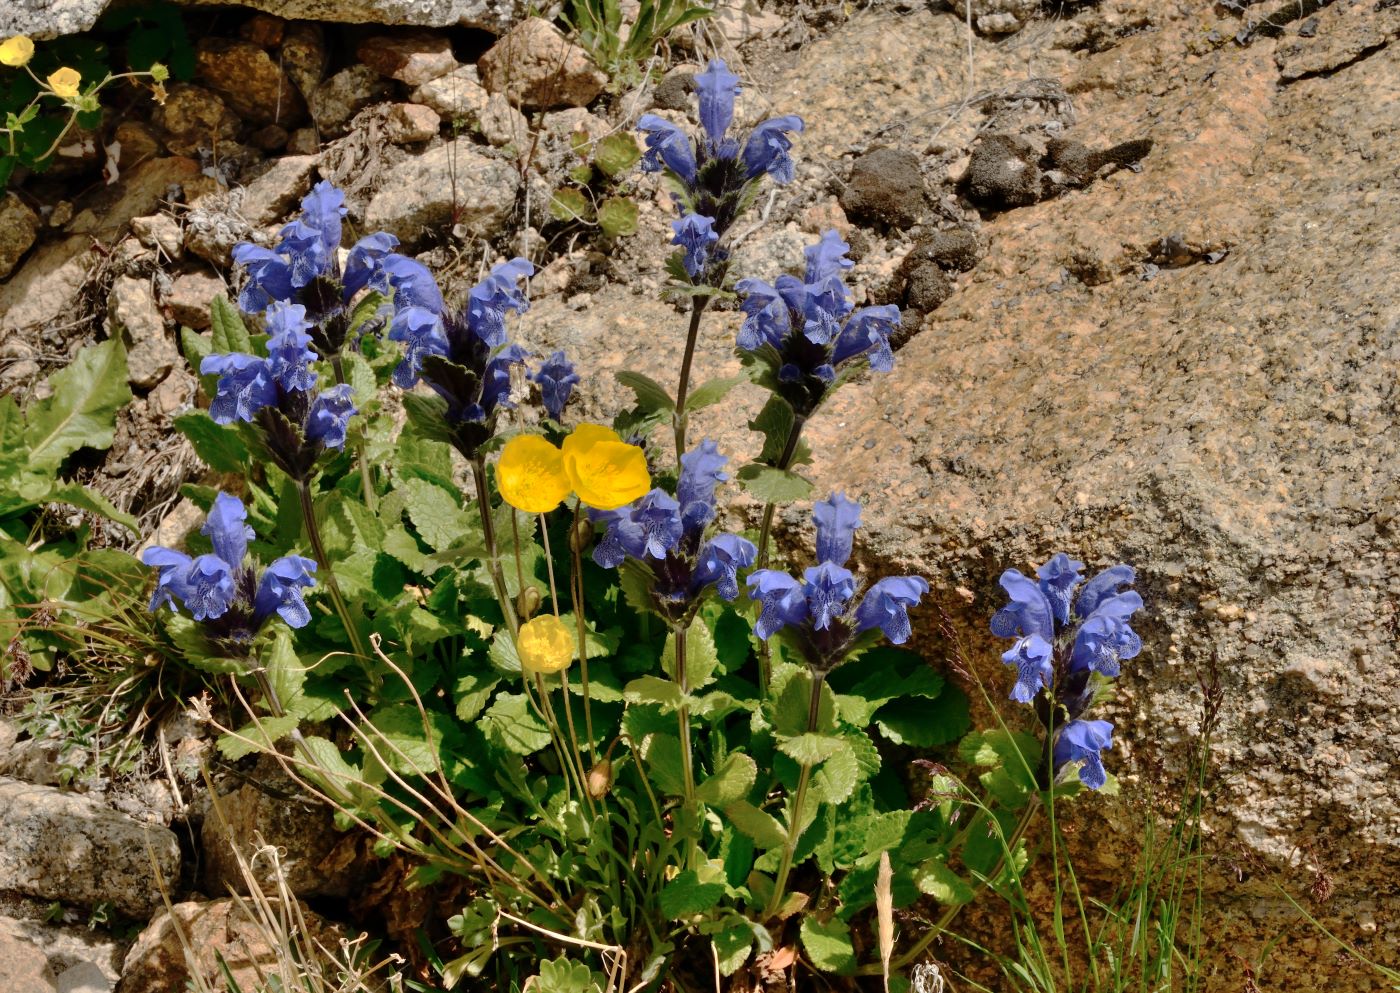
left=471, top=456, right=518, bottom=638
left=764, top=670, right=825, bottom=919
left=330, top=354, right=376, bottom=512
left=673, top=297, right=708, bottom=463
left=295, top=478, right=370, bottom=662
left=755, top=415, right=808, bottom=696
left=569, top=502, right=597, bottom=758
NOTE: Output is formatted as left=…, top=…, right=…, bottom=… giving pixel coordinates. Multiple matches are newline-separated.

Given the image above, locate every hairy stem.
left=765, top=671, right=825, bottom=918
left=673, top=297, right=709, bottom=462
left=674, top=623, right=696, bottom=808
left=471, top=456, right=518, bottom=638
left=569, top=503, right=596, bottom=758
left=295, top=479, right=370, bottom=662
left=755, top=414, right=808, bottom=695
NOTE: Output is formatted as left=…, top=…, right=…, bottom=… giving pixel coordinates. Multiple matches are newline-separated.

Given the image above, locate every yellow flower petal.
left=518, top=615, right=574, bottom=675
left=0, top=36, right=34, bottom=68
left=47, top=67, right=81, bottom=99
left=496, top=435, right=571, bottom=514
left=561, top=423, right=651, bottom=511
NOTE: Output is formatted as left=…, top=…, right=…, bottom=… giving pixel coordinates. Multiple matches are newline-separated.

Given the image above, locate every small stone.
left=949, top=0, right=1041, bottom=34
left=382, top=102, right=441, bottom=144
left=0, top=923, right=54, bottom=992
left=166, top=272, right=226, bottom=329
left=113, top=121, right=162, bottom=165
left=310, top=65, right=393, bottom=137
left=196, top=38, right=307, bottom=127
left=409, top=63, right=489, bottom=119
left=840, top=146, right=927, bottom=227
left=904, top=228, right=981, bottom=273
left=650, top=65, right=697, bottom=111
left=0, top=237, right=92, bottom=333
left=149, top=368, right=196, bottom=418
left=108, top=276, right=176, bottom=390
left=357, top=31, right=458, bottom=87
left=903, top=263, right=953, bottom=313
left=0, top=193, right=40, bottom=280
left=712, top=0, right=785, bottom=47
left=285, top=127, right=319, bottom=155
left=183, top=193, right=251, bottom=267
left=55, top=960, right=110, bottom=993
left=478, top=18, right=607, bottom=109
left=47, top=201, right=74, bottom=228
left=279, top=22, right=328, bottom=97
left=248, top=123, right=289, bottom=151
left=239, top=154, right=319, bottom=227
left=239, top=12, right=285, bottom=46
left=479, top=93, right=527, bottom=147
left=363, top=137, right=519, bottom=244
left=0, top=778, right=181, bottom=918
left=130, top=214, right=183, bottom=259
left=964, top=133, right=1041, bottom=210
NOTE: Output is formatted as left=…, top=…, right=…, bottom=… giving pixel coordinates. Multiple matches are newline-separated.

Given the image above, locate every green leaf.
left=179, top=326, right=212, bottom=372
left=660, top=621, right=718, bottom=690
left=696, top=752, right=757, bottom=806
left=915, top=858, right=974, bottom=906
left=659, top=869, right=726, bottom=919
left=723, top=800, right=786, bottom=849
left=217, top=715, right=299, bottom=760
left=778, top=733, right=845, bottom=766
left=747, top=393, right=808, bottom=466
left=453, top=670, right=500, bottom=723
left=173, top=412, right=251, bottom=474
left=209, top=296, right=251, bottom=354
left=800, top=917, right=856, bottom=975
left=362, top=704, right=467, bottom=776
left=642, top=733, right=686, bottom=797
left=401, top=478, right=472, bottom=553
left=597, top=197, right=638, bottom=238
left=875, top=684, right=970, bottom=747
left=297, top=735, right=362, bottom=801
left=623, top=674, right=682, bottom=711
left=594, top=132, right=641, bottom=177
left=811, top=741, right=861, bottom=804
left=736, top=464, right=813, bottom=504
left=481, top=693, right=552, bottom=755
left=47, top=483, right=139, bottom=533
left=684, top=374, right=746, bottom=412
left=549, top=187, right=592, bottom=223
left=769, top=666, right=837, bottom=737
left=535, top=957, right=599, bottom=993
left=24, top=338, right=132, bottom=472
left=615, top=370, right=675, bottom=413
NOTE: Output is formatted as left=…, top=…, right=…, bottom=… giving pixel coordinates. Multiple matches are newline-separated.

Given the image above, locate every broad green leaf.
left=747, top=393, right=809, bottom=466
left=597, top=197, right=638, bottom=238
left=623, top=674, right=682, bottom=710
left=481, top=692, right=551, bottom=755
left=723, top=800, right=786, bottom=849
left=173, top=412, right=251, bottom=474
left=209, top=296, right=252, bottom=354
left=811, top=741, right=860, bottom=804
left=24, top=338, right=132, bottom=472
left=401, top=478, right=472, bottom=553
left=0, top=395, right=24, bottom=480
left=915, top=858, right=974, bottom=906
left=453, top=670, right=500, bottom=722
left=684, top=374, right=746, bottom=412
left=778, top=733, right=844, bottom=766
left=800, top=917, right=856, bottom=975
left=297, top=735, right=362, bottom=801
left=696, top=752, right=757, bottom=806
left=47, top=483, right=139, bottom=532
left=736, top=464, right=813, bottom=504
left=263, top=628, right=305, bottom=717
left=535, top=957, right=599, bottom=993
left=713, top=924, right=753, bottom=977
left=615, top=370, right=675, bottom=413
left=659, top=869, right=726, bottom=919
left=217, top=715, right=299, bottom=760
left=362, top=704, right=467, bottom=776
left=876, top=684, right=971, bottom=748
left=660, top=621, right=719, bottom=690
left=769, top=666, right=837, bottom=737
left=642, top=733, right=686, bottom=797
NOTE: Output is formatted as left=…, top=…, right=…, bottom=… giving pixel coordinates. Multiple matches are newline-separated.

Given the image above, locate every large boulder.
left=362, top=137, right=518, bottom=244
left=477, top=17, right=607, bottom=110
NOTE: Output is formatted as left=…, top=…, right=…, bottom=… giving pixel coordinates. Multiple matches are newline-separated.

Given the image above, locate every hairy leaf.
left=800, top=917, right=856, bottom=975
left=24, top=338, right=132, bottom=472
left=736, top=464, right=813, bottom=504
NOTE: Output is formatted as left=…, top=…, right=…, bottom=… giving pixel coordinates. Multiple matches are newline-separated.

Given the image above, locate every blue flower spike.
left=531, top=351, right=580, bottom=421
left=1054, top=719, right=1115, bottom=790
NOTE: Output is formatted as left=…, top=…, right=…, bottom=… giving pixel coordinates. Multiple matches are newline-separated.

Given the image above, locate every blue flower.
left=694, top=58, right=741, bottom=149
left=813, top=490, right=861, bottom=567
left=1076, top=564, right=1136, bottom=619
left=1001, top=634, right=1054, bottom=704
left=743, top=115, right=805, bottom=183
left=479, top=343, right=530, bottom=418
left=305, top=384, right=357, bottom=450
left=530, top=351, right=579, bottom=421
left=264, top=302, right=318, bottom=393
left=254, top=555, right=318, bottom=628
left=382, top=254, right=445, bottom=314
left=275, top=219, right=331, bottom=290
left=747, top=569, right=808, bottom=640
left=734, top=278, right=789, bottom=350
left=344, top=231, right=400, bottom=297
left=677, top=438, right=729, bottom=534
left=592, top=490, right=684, bottom=568
left=387, top=307, right=447, bottom=389
left=467, top=257, right=534, bottom=347
left=804, top=229, right=854, bottom=285
left=802, top=561, right=856, bottom=631
left=691, top=533, right=757, bottom=601
left=202, top=492, right=254, bottom=569
left=1070, top=591, right=1143, bottom=677
left=200, top=352, right=277, bottom=424
left=990, top=569, right=1055, bottom=643
left=637, top=114, right=698, bottom=185
left=672, top=213, right=718, bottom=279
left=1036, top=553, right=1085, bottom=626
left=830, top=305, right=901, bottom=371
left=230, top=244, right=294, bottom=315
left=1054, top=719, right=1114, bottom=790
left=854, top=575, right=929, bottom=645
left=299, top=180, right=346, bottom=259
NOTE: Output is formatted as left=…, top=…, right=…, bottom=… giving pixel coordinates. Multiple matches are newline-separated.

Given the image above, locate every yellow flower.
left=47, top=67, right=81, bottom=99
left=561, top=424, right=651, bottom=511
left=0, top=36, right=34, bottom=68
left=518, top=615, right=574, bottom=675
left=497, top=435, right=571, bottom=514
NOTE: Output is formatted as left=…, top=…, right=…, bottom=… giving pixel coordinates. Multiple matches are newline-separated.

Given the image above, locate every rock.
left=478, top=18, right=607, bottom=110
left=962, top=133, right=1041, bottom=209
left=115, top=899, right=340, bottom=993
left=108, top=276, right=176, bottom=390
left=409, top=63, right=489, bottom=119
left=285, top=128, right=319, bottom=155
left=902, top=262, right=952, bottom=313
left=902, top=228, right=982, bottom=273
left=949, top=0, right=1041, bottom=35
left=54, top=960, right=109, bottom=993
left=166, top=272, right=226, bottom=328
left=239, top=154, right=320, bottom=226
left=839, top=146, right=927, bottom=227
left=248, top=124, right=289, bottom=151
left=0, top=237, right=93, bottom=334
left=148, top=368, right=196, bottom=418
left=309, top=65, right=392, bottom=137
left=479, top=93, right=528, bottom=147
left=203, top=757, right=365, bottom=899
left=196, top=38, right=306, bottom=128
left=0, top=193, right=40, bottom=280
left=66, top=156, right=202, bottom=241
left=0, top=914, right=122, bottom=991
left=357, top=31, right=458, bottom=87
left=650, top=65, right=697, bottom=111
left=183, top=193, right=252, bottom=267
left=0, top=923, right=56, bottom=992
left=279, top=22, right=328, bottom=98
left=363, top=138, right=519, bottom=244
left=239, top=13, right=285, bottom=46
left=712, top=0, right=785, bottom=47
left=112, top=121, right=162, bottom=167
left=135, top=499, right=203, bottom=558
left=381, top=102, right=441, bottom=144
left=0, top=723, right=67, bottom=786
left=0, top=778, right=180, bottom=918
left=130, top=214, right=183, bottom=259
left=152, top=83, right=241, bottom=156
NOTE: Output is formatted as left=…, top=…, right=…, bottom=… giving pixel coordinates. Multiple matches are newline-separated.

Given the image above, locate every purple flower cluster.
left=746, top=493, right=928, bottom=670
left=530, top=351, right=580, bottom=422
left=636, top=59, right=803, bottom=284
left=143, top=493, right=316, bottom=649
left=990, top=554, right=1143, bottom=790
left=591, top=440, right=758, bottom=618
left=736, top=230, right=901, bottom=416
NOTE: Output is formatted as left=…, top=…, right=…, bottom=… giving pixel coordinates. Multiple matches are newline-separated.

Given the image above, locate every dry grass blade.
left=877, top=849, right=894, bottom=993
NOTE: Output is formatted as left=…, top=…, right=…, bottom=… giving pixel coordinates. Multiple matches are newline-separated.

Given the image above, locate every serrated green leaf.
left=362, top=704, right=467, bottom=776
left=597, top=197, right=638, bottom=238
left=24, top=338, right=131, bottom=472
left=623, top=674, right=682, bottom=710
left=482, top=692, right=551, bottom=755
left=642, top=732, right=686, bottom=796
left=401, top=478, right=472, bottom=553
left=173, top=412, right=251, bottom=474
left=723, top=800, right=786, bottom=849
left=549, top=187, right=592, bottom=223
left=736, top=463, right=813, bottom=504
left=778, top=732, right=845, bottom=766
left=811, top=741, right=860, bottom=804
left=209, top=296, right=251, bottom=354
left=696, top=751, right=757, bottom=806
left=297, top=735, right=361, bottom=801
left=769, top=666, right=837, bottom=737
left=713, top=924, right=753, bottom=976
left=659, top=869, right=726, bottom=919
left=800, top=917, right=856, bottom=974
left=684, top=374, right=746, bottom=412
left=615, top=370, right=675, bottom=413
left=594, top=132, right=641, bottom=177
left=661, top=621, right=718, bottom=690
left=747, top=393, right=808, bottom=466
left=915, top=858, right=974, bottom=906
left=217, top=715, right=299, bottom=760
left=876, top=684, right=971, bottom=748
left=453, top=670, right=500, bottom=723
left=535, top=957, right=599, bottom=993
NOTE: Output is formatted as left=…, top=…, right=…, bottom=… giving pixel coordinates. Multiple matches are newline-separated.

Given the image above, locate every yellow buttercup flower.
left=0, top=36, right=34, bottom=68
left=518, top=615, right=574, bottom=674
left=496, top=435, right=571, bottom=514
left=47, top=67, right=81, bottom=99
left=561, top=424, right=651, bottom=511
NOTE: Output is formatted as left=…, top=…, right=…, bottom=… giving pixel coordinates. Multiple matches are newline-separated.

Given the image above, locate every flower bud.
left=516, top=585, right=541, bottom=621
left=570, top=514, right=594, bottom=554
left=586, top=759, right=613, bottom=799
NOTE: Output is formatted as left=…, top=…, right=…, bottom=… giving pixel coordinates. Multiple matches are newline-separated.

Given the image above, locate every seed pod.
left=586, top=759, right=613, bottom=799
left=516, top=585, right=542, bottom=621
left=570, top=515, right=594, bottom=554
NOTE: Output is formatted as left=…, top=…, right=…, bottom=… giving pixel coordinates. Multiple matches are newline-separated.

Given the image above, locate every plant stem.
left=764, top=670, right=825, bottom=919
left=329, top=354, right=377, bottom=512
left=295, top=478, right=370, bottom=662
left=755, top=415, right=809, bottom=696
left=569, top=502, right=596, bottom=758
left=673, top=297, right=708, bottom=462
left=673, top=622, right=696, bottom=808
left=471, top=456, right=518, bottom=638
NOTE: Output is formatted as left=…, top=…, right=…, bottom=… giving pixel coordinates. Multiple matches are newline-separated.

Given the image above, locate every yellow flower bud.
left=47, top=67, right=81, bottom=99
left=496, top=434, right=572, bottom=514
left=518, top=615, right=574, bottom=675
left=561, top=424, right=651, bottom=511
left=0, top=36, right=34, bottom=68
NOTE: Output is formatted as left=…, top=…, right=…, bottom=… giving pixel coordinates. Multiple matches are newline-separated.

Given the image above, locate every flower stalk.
left=673, top=297, right=709, bottom=460
left=472, top=455, right=519, bottom=638
left=295, top=478, right=369, bottom=661
left=765, top=671, right=825, bottom=919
